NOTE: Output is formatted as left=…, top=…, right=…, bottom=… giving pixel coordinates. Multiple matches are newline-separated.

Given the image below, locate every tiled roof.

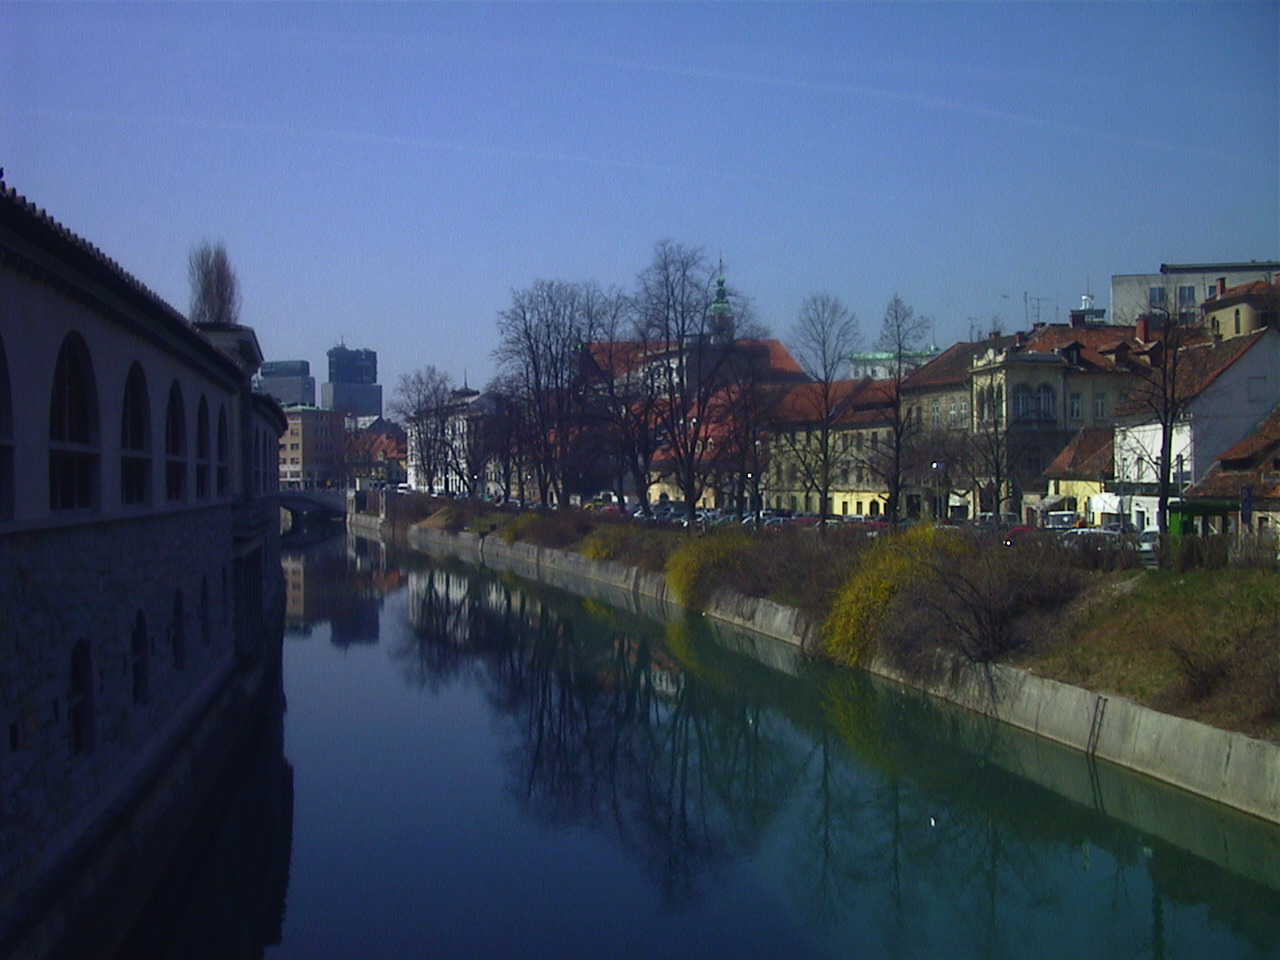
left=904, top=338, right=1015, bottom=390
left=0, top=177, right=189, bottom=329
left=1113, top=330, right=1267, bottom=417
left=1207, top=278, right=1280, bottom=307
left=1043, top=426, right=1114, bottom=480
left=1217, top=406, right=1280, bottom=462
left=1019, top=323, right=1141, bottom=371
left=771, top=377, right=896, bottom=427
left=1183, top=406, right=1280, bottom=501
left=0, top=176, right=246, bottom=382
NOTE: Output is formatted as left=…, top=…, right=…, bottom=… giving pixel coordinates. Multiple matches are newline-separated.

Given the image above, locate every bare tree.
left=861, top=295, right=930, bottom=523
left=780, top=292, right=860, bottom=526
left=576, top=285, right=662, bottom=511
left=633, top=241, right=733, bottom=522
left=1120, top=308, right=1214, bottom=538
left=494, top=279, right=591, bottom=507
left=188, top=241, right=242, bottom=327
left=391, top=366, right=453, bottom=494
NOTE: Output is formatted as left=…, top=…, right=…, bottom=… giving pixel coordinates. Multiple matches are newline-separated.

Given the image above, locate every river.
left=122, top=531, right=1280, bottom=959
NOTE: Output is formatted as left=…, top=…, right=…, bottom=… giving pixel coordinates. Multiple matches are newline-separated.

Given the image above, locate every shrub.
left=821, top=525, right=957, bottom=667
left=882, top=536, right=1081, bottom=682
left=665, top=529, right=755, bottom=610
left=580, top=522, right=676, bottom=572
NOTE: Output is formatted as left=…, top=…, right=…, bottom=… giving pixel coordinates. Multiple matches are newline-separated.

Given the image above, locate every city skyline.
left=3, top=2, right=1276, bottom=400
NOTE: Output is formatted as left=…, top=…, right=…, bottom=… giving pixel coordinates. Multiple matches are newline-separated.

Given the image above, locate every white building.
left=1103, top=327, right=1280, bottom=531
left=1111, top=262, right=1279, bottom=325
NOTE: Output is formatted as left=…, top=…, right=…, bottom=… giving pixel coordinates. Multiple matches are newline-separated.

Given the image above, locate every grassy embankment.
left=420, top=502, right=1280, bottom=744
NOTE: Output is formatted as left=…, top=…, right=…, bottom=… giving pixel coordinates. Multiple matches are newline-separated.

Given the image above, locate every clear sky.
left=3, top=2, right=1277, bottom=401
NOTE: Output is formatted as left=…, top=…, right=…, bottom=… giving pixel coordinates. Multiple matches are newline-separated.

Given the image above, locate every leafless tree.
left=780, top=292, right=860, bottom=526
left=633, top=241, right=734, bottom=522
left=188, top=241, right=242, bottom=327
left=1122, top=307, right=1214, bottom=537
left=861, top=295, right=931, bottom=522
left=494, top=279, right=592, bottom=506
left=391, top=366, right=453, bottom=494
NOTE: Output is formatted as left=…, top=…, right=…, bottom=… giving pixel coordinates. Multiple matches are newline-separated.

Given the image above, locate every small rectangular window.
left=1094, top=393, right=1107, bottom=419
left=1069, top=393, right=1082, bottom=420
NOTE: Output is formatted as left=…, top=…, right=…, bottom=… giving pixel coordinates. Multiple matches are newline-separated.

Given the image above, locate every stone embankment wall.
left=409, top=525, right=1280, bottom=827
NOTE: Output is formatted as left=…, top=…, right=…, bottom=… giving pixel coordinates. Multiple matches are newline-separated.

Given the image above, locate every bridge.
left=279, top=489, right=347, bottom=529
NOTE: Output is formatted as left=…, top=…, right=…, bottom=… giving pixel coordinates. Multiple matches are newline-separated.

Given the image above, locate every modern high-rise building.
left=321, top=343, right=382, bottom=417
left=258, top=359, right=316, bottom=406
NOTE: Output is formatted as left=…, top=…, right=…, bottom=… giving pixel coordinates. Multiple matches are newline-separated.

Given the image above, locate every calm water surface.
left=257, top=534, right=1279, bottom=960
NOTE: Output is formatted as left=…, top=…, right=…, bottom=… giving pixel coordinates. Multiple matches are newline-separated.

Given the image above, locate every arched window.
left=172, top=590, right=186, bottom=670
left=195, top=397, right=211, bottom=500
left=49, top=333, right=99, bottom=510
left=131, top=612, right=150, bottom=704
left=1012, top=384, right=1034, bottom=421
left=1037, top=384, right=1056, bottom=421
left=216, top=407, right=229, bottom=497
left=0, top=332, right=12, bottom=521
left=200, top=576, right=212, bottom=645
left=69, top=640, right=95, bottom=753
left=165, top=382, right=186, bottom=501
left=121, top=363, right=151, bottom=505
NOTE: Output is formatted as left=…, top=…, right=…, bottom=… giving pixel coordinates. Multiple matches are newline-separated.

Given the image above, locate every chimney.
left=1014, top=331, right=1025, bottom=347
left=1070, top=312, right=1085, bottom=329
left=1136, top=316, right=1149, bottom=341
left=1217, top=277, right=1227, bottom=297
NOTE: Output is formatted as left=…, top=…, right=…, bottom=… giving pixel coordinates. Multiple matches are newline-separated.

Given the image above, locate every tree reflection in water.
left=393, top=557, right=1280, bottom=957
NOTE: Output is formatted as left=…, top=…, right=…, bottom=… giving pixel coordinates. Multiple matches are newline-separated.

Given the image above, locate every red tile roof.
left=1113, top=330, right=1268, bottom=416
left=904, top=337, right=1017, bottom=390
left=1184, top=405, right=1280, bottom=501
left=1043, top=426, right=1114, bottom=480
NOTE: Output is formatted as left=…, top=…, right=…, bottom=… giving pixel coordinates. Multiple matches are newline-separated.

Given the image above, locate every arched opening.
left=200, top=575, right=212, bottom=645
left=165, top=382, right=187, bottom=501
left=1012, top=384, right=1034, bottom=422
left=69, top=640, right=95, bottom=753
left=195, top=397, right=211, bottom=499
left=131, top=611, right=150, bottom=704
left=49, top=333, right=99, bottom=511
left=0, top=331, right=13, bottom=520
left=121, top=362, right=151, bottom=505
left=216, top=406, right=230, bottom=497
left=172, top=590, right=186, bottom=670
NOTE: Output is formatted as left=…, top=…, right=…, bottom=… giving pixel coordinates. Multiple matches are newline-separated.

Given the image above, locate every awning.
left=1090, top=492, right=1123, bottom=514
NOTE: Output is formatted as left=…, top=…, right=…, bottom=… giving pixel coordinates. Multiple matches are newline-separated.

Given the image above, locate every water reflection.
left=392, top=554, right=1280, bottom=958
left=110, top=673, right=293, bottom=960
left=283, top=531, right=403, bottom=645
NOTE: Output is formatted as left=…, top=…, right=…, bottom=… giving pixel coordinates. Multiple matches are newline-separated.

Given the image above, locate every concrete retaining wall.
left=407, top=525, right=1280, bottom=825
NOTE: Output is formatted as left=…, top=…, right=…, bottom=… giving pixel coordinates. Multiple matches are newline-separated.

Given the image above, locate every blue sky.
left=3, top=2, right=1277, bottom=399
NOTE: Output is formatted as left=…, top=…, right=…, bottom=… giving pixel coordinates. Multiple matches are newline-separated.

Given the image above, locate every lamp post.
left=931, top=459, right=948, bottom=522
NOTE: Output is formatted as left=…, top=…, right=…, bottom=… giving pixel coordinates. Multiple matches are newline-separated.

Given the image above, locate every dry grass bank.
left=417, top=502, right=1280, bottom=743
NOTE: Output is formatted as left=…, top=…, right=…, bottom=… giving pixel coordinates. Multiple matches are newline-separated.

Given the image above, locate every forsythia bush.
left=665, top=529, right=754, bottom=610
left=580, top=524, right=632, bottom=561
left=821, top=525, right=960, bottom=667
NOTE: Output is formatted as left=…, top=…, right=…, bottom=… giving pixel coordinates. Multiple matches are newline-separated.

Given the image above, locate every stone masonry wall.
left=0, top=505, right=237, bottom=918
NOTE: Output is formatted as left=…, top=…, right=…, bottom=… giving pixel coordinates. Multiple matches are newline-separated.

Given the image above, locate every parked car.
left=1136, top=530, right=1159, bottom=560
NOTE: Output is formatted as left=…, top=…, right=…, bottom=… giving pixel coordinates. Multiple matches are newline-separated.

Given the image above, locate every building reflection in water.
left=108, top=673, right=293, bottom=960
left=282, top=532, right=404, bottom=647
left=393, top=558, right=1280, bottom=955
